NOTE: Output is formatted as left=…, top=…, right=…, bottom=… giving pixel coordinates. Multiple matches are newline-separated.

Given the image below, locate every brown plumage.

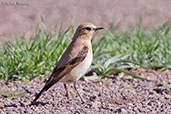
left=32, top=22, right=103, bottom=103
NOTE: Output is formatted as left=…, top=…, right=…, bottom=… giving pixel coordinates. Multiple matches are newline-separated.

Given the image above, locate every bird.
left=32, top=22, right=103, bottom=103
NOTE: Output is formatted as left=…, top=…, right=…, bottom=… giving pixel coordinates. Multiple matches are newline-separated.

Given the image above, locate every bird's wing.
left=50, top=45, right=88, bottom=83
left=51, top=41, right=80, bottom=73
left=32, top=46, right=88, bottom=102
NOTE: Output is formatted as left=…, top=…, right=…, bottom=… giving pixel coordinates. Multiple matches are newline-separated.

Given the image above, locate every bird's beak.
left=94, top=27, right=104, bottom=31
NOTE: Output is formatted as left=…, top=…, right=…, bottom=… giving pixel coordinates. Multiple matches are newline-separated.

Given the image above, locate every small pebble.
left=0, top=102, right=4, bottom=109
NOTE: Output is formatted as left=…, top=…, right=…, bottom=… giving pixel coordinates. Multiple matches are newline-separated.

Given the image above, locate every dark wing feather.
left=32, top=46, right=88, bottom=102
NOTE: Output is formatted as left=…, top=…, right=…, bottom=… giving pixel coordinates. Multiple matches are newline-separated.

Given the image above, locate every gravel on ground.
left=0, top=69, right=170, bottom=113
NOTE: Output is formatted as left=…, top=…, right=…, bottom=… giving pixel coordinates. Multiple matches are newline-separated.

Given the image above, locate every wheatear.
left=32, top=22, right=103, bottom=103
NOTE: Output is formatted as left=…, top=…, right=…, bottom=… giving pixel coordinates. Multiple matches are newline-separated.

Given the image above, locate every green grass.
left=0, top=23, right=170, bottom=81
left=92, top=24, right=171, bottom=76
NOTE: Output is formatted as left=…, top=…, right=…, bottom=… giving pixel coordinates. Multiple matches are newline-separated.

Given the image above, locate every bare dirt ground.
left=0, top=0, right=171, bottom=41
left=0, top=70, right=170, bottom=113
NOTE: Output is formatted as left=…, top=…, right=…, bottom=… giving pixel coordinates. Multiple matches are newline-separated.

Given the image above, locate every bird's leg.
left=64, top=84, right=69, bottom=99
left=73, top=81, right=84, bottom=103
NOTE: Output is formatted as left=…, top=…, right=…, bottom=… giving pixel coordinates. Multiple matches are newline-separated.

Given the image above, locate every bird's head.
left=73, top=22, right=103, bottom=40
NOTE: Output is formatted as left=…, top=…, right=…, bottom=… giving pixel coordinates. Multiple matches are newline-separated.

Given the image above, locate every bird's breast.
left=60, top=50, right=93, bottom=83
left=70, top=50, right=93, bottom=77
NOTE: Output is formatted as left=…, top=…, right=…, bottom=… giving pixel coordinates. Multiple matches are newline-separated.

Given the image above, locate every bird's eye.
left=84, top=27, right=92, bottom=31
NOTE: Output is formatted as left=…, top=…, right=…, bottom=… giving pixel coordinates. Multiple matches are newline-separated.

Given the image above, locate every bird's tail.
left=32, top=76, right=55, bottom=102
